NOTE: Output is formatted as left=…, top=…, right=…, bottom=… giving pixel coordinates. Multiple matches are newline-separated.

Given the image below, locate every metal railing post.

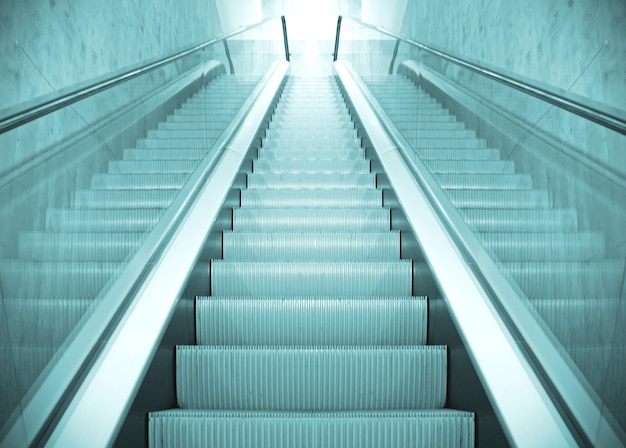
left=333, top=16, right=343, bottom=62
left=281, top=16, right=290, bottom=62
left=222, top=40, right=235, bottom=74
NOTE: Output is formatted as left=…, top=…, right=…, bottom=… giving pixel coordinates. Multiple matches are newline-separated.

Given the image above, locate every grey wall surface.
left=1, top=0, right=223, bottom=108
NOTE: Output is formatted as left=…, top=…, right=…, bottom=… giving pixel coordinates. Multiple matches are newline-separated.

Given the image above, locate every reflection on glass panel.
left=0, top=18, right=285, bottom=432
left=340, top=19, right=626, bottom=440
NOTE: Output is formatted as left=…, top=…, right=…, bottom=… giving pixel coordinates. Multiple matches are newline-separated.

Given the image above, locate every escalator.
left=0, top=74, right=259, bottom=436
left=363, top=74, right=626, bottom=427
left=148, top=75, right=475, bottom=447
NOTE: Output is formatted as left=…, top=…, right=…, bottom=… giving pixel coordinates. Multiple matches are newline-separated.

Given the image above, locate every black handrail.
left=0, top=16, right=290, bottom=135
left=281, top=16, right=291, bottom=62
left=333, top=16, right=342, bottom=62
left=335, top=15, right=626, bottom=135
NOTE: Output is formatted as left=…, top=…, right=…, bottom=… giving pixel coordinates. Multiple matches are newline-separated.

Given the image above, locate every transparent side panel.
left=0, top=19, right=284, bottom=437
left=340, top=22, right=626, bottom=441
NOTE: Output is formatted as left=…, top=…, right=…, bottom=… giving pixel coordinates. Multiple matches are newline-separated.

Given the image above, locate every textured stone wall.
left=1, top=0, right=223, bottom=109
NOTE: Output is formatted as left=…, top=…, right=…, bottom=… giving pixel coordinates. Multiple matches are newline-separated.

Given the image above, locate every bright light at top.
left=285, top=0, right=339, bottom=41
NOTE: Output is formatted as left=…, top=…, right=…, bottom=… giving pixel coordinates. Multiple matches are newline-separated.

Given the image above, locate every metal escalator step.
left=45, top=208, right=163, bottom=232
left=265, top=129, right=358, bottom=139
left=532, top=298, right=620, bottom=346
left=396, top=121, right=465, bottom=131
left=157, top=121, right=231, bottom=131
left=406, top=138, right=486, bottom=149
left=211, top=261, right=412, bottom=297
left=240, top=189, right=382, bottom=208
left=72, top=189, right=178, bottom=208
left=0, top=260, right=122, bottom=297
left=257, top=148, right=365, bottom=160
left=108, top=160, right=198, bottom=174
left=137, top=138, right=215, bottom=149
left=503, top=260, right=624, bottom=299
left=479, top=231, right=605, bottom=261
left=123, top=148, right=207, bottom=160
left=1, top=298, right=92, bottom=346
left=246, top=173, right=376, bottom=189
left=91, top=173, right=189, bottom=190
left=233, top=208, right=390, bottom=232
left=445, top=189, right=552, bottom=208
left=388, top=114, right=457, bottom=123
left=269, top=120, right=354, bottom=130
left=195, top=297, right=427, bottom=346
left=18, top=231, right=144, bottom=261
left=148, top=409, right=475, bottom=448
left=222, top=232, right=399, bottom=261
left=252, top=159, right=370, bottom=174
left=176, top=346, right=446, bottom=410
left=424, top=160, right=515, bottom=174
left=460, top=208, right=578, bottom=232
left=400, top=129, right=476, bottom=139
left=146, top=129, right=224, bottom=139
left=166, top=114, right=234, bottom=123
left=413, top=149, right=500, bottom=160
left=434, top=173, right=532, bottom=189
left=261, top=138, right=362, bottom=150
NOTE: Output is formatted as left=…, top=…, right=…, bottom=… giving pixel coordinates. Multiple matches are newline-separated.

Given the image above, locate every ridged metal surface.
left=151, top=76, right=472, bottom=447
left=368, top=75, right=626, bottom=426
left=222, top=232, right=399, bottom=261
left=232, top=207, right=391, bottom=232
left=176, top=346, right=447, bottom=410
left=246, top=173, right=376, bottom=189
left=196, top=297, right=427, bottom=346
left=211, top=261, right=412, bottom=297
left=240, top=189, right=382, bottom=207
left=149, top=410, right=475, bottom=448
left=0, top=74, right=259, bottom=427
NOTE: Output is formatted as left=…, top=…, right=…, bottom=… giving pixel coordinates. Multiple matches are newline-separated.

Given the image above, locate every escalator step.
left=108, top=160, right=198, bottom=174
left=210, top=261, right=412, bottom=297
left=175, top=346, right=446, bottom=410
left=45, top=208, right=163, bottom=232
left=405, top=138, right=486, bottom=149
left=434, top=173, right=532, bottom=189
left=445, top=189, right=552, bottom=209
left=232, top=208, right=390, bottom=232
left=157, top=121, right=231, bottom=131
left=72, top=189, right=178, bottom=208
left=240, top=189, right=382, bottom=207
left=0, top=260, right=122, bottom=297
left=18, top=231, right=144, bottom=261
left=479, top=231, right=605, bottom=261
left=424, top=160, right=515, bottom=174
left=146, top=129, right=224, bottom=139
left=257, top=148, right=365, bottom=160
left=1, top=298, right=92, bottom=346
left=504, top=260, right=624, bottom=299
left=137, top=138, right=216, bottom=149
left=91, top=173, right=190, bottom=190
left=123, top=148, right=207, bottom=160
left=413, top=149, right=500, bottom=161
left=460, top=208, right=578, bottom=232
left=222, top=232, right=399, bottom=261
left=252, top=159, right=370, bottom=174
left=246, top=173, right=376, bottom=189
left=533, top=298, right=620, bottom=346
left=195, top=297, right=427, bottom=346
left=148, top=409, right=475, bottom=448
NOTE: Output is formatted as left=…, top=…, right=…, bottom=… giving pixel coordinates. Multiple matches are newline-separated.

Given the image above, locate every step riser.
left=211, top=261, right=412, bottom=297
left=196, top=298, right=427, bottom=346
left=176, top=347, right=446, bottom=410
left=222, top=232, right=400, bottom=261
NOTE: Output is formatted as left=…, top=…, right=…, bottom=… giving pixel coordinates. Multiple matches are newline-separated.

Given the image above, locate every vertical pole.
left=388, top=38, right=401, bottom=75
left=333, top=16, right=343, bottom=62
left=222, top=40, right=235, bottom=75
left=281, top=16, right=290, bottom=62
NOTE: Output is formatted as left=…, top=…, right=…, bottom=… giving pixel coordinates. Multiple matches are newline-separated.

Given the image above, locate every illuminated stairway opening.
left=148, top=76, right=475, bottom=447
